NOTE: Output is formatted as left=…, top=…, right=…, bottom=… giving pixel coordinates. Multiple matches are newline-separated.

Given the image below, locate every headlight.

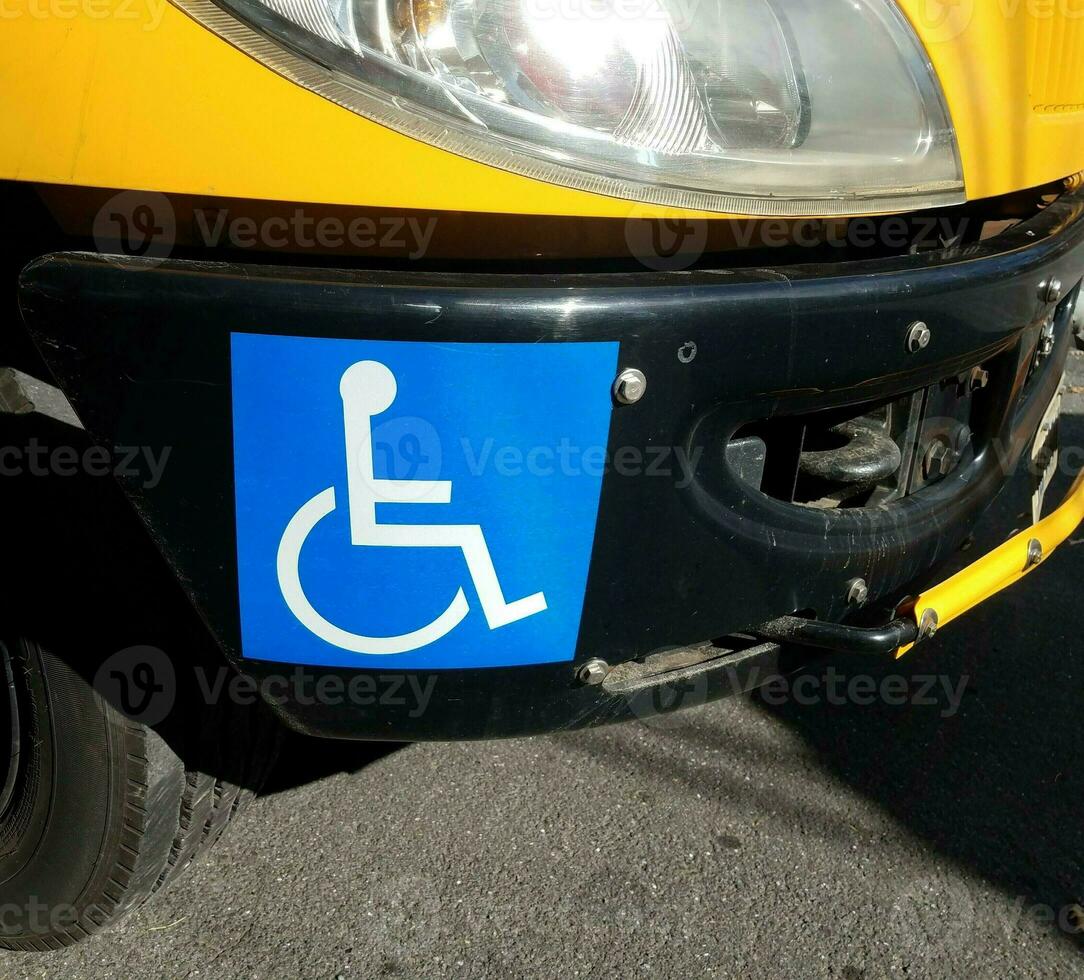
left=181, top=0, right=964, bottom=215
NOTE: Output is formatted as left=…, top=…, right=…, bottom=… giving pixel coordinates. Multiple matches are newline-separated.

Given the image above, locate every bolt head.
left=577, top=658, right=610, bottom=686
left=1040, top=278, right=1064, bottom=305
left=969, top=368, right=989, bottom=392
left=1026, top=538, right=1043, bottom=569
left=846, top=578, right=869, bottom=606
left=613, top=368, right=647, bottom=405
left=918, top=608, right=939, bottom=640
left=1038, top=315, right=1056, bottom=358
left=923, top=440, right=953, bottom=480
left=906, top=322, right=931, bottom=353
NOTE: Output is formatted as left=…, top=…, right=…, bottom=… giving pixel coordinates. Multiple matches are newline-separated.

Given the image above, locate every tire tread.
left=0, top=643, right=282, bottom=950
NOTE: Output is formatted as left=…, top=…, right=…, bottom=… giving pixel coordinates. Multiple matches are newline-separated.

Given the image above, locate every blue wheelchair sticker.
left=231, top=333, right=619, bottom=670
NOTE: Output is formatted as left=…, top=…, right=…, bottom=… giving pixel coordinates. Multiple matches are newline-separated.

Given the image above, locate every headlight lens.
left=185, top=0, right=964, bottom=214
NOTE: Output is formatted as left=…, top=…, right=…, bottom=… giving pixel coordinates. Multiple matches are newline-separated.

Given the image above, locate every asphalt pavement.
left=6, top=355, right=1084, bottom=980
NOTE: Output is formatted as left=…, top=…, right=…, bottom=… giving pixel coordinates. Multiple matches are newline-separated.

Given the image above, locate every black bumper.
left=16, top=190, right=1084, bottom=740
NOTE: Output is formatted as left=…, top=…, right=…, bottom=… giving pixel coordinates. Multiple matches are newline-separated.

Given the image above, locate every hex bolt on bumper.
left=845, top=578, right=869, bottom=606
left=577, top=658, right=610, bottom=686
left=1040, top=278, right=1064, bottom=305
left=906, top=321, right=932, bottom=353
left=612, top=368, right=647, bottom=405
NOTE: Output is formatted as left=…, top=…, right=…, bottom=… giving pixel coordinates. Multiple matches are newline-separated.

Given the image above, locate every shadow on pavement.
left=260, top=732, right=403, bottom=795
left=752, top=405, right=1084, bottom=948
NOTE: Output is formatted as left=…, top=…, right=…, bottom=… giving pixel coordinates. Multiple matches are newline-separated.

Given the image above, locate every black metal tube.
left=755, top=616, right=920, bottom=656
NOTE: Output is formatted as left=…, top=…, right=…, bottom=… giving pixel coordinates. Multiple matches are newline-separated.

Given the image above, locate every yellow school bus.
left=0, top=0, right=1082, bottom=949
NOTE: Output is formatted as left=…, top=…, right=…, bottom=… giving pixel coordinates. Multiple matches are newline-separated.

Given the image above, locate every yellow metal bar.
left=898, top=469, right=1084, bottom=658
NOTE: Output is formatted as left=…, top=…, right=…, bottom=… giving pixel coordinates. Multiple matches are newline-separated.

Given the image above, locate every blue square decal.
left=231, top=333, right=618, bottom=670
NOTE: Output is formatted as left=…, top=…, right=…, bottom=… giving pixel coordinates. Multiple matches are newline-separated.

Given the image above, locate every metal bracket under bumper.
left=756, top=462, right=1084, bottom=659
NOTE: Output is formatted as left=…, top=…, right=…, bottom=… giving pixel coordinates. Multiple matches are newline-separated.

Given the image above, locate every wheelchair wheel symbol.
left=276, top=360, right=547, bottom=655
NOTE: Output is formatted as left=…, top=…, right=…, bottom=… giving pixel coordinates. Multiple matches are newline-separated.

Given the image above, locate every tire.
left=0, top=636, right=281, bottom=950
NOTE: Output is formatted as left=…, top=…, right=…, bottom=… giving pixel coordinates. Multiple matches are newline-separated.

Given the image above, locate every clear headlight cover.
left=184, top=0, right=964, bottom=214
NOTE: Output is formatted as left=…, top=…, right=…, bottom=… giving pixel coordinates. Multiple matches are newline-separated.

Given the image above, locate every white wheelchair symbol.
left=276, top=360, right=548, bottom=654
